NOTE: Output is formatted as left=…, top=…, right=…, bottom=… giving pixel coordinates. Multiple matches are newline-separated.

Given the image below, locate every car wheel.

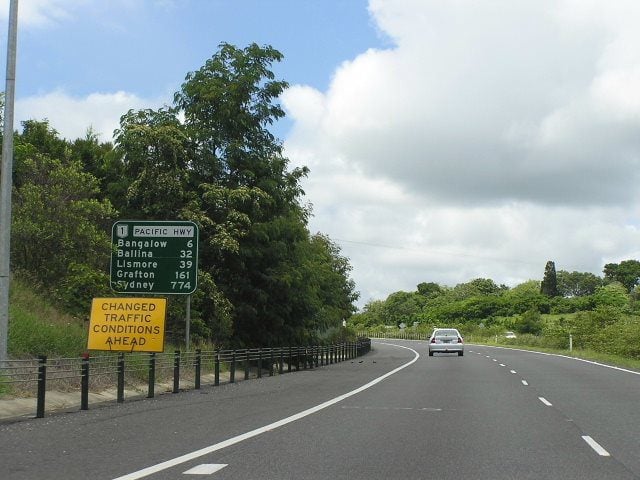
left=429, top=351, right=434, bottom=356
left=458, top=351, right=463, bottom=356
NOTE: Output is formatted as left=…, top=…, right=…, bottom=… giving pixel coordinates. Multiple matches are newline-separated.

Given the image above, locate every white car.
left=428, top=328, right=464, bottom=356
left=504, top=331, right=517, bottom=339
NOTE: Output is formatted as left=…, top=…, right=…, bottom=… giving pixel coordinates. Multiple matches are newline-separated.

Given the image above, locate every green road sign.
left=110, top=220, right=199, bottom=294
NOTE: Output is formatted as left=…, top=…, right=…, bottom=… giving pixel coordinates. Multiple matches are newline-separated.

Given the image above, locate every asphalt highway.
left=1, top=340, right=639, bottom=479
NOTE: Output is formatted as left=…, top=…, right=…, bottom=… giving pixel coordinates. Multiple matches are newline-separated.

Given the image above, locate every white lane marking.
left=112, top=343, right=419, bottom=480
left=474, top=344, right=640, bottom=377
left=510, top=370, right=517, bottom=374
left=539, top=397, right=552, bottom=406
left=582, top=436, right=611, bottom=456
left=184, top=464, right=228, bottom=475
left=492, top=359, right=497, bottom=362
left=499, top=363, right=506, bottom=367
left=522, top=380, right=528, bottom=385
left=341, top=406, right=442, bottom=412
left=486, top=355, right=491, bottom=358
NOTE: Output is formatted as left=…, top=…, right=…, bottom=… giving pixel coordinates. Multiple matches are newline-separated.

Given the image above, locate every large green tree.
left=12, top=121, right=116, bottom=312
left=540, top=260, right=559, bottom=297
left=556, top=270, right=602, bottom=297
left=604, top=260, right=640, bottom=292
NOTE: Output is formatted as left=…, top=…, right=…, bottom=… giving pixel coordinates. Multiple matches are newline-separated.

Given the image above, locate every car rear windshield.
left=436, top=329, right=459, bottom=336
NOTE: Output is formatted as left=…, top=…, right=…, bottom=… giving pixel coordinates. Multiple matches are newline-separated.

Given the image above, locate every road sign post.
left=110, top=220, right=199, bottom=295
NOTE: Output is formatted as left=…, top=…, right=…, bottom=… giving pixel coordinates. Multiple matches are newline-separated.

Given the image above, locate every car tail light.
left=430, top=337, right=436, bottom=343
left=457, top=337, right=463, bottom=344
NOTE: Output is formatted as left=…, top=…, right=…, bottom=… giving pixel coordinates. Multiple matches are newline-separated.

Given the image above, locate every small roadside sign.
left=87, top=298, right=167, bottom=352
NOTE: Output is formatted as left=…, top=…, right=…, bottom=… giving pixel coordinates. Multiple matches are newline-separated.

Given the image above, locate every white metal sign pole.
left=0, top=0, right=19, bottom=364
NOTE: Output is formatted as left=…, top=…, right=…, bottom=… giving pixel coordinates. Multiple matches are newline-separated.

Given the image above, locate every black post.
left=117, top=353, right=125, bottom=403
left=257, top=349, right=262, bottom=379
left=80, top=353, right=89, bottom=411
left=195, top=349, right=201, bottom=390
left=279, top=348, right=284, bottom=375
left=148, top=353, right=155, bottom=398
left=230, top=351, right=236, bottom=384
left=288, top=347, right=292, bottom=373
left=269, top=349, right=274, bottom=377
left=214, top=352, right=220, bottom=386
left=36, top=355, right=47, bottom=418
left=296, top=347, right=300, bottom=371
left=173, top=350, right=180, bottom=394
left=245, top=350, right=250, bottom=380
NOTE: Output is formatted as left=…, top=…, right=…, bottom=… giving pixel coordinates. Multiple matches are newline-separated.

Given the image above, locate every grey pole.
left=0, top=0, right=19, bottom=364
left=185, top=294, right=191, bottom=351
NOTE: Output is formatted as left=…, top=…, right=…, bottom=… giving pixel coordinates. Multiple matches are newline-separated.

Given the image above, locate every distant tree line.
left=352, top=259, right=640, bottom=341
left=6, top=43, right=359, bottom=347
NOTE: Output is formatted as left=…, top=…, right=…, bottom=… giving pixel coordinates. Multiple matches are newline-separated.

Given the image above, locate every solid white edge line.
left=538, top=397, right=552, bottom=406
left=112, top=342, right=419, bottom=480
left=582, top=436, right=611, bottom=456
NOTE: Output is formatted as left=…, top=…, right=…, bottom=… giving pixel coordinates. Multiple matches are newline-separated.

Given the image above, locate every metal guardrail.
left=0, top=339, right=372, bottom=419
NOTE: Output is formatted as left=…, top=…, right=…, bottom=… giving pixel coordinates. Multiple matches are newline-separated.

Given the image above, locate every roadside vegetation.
left=5, top=43, right=358, bottom=358
left=352, top=260, right=640, bottom=368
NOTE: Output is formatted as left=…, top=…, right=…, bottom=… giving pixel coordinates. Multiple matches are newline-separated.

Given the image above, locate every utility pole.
left=0, top=0, right=19, bottom=363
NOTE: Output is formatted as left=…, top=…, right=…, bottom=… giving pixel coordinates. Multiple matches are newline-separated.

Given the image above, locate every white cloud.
left=283, top=0, right=640, bottom=306
left=0, top=0, right=87, bottom=28
left=16, top=89, right=166, bottom=141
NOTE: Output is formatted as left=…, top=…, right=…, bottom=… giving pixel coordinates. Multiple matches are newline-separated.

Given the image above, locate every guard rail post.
left=80, top=353, right=89, bottom=411
left=288, top=347, right=292, bottom=373
left=230, top=351, right=236, bottom=384
left=195, top=349, right=201, bottom=390
left=279, top=349, right=284, bottom=374
left=269, top=349, right=274, bottom=376
left=173, top=350, right=180, bottom=394
left=148, top=353, right=155, bottom=398
left=117, top=353, right=125, bottom=403
left=244, top=350, right=250, bottom=380
left=214, top=351, right=220, bottom=386
left=36, top=355, right=47, bottom=418
left=257, top=349, right=263, bottom=379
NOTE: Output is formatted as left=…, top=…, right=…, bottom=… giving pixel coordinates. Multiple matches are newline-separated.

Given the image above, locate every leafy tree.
left=417, top=282, right=442, bottom=298
left=503, top=280, right=549, bottom=315
left=170, top=43, right=317, bottom=346
left=12, top=124, right=116, bottom=310
left=556, top=270, right=603, bottom=297
left=604, top=260, right=640, bottom=292
left=515, top=309, right=543, bottom=335
left=593, top=282, right=628, bottom=309
left=540, top=261, right=558, bottom=297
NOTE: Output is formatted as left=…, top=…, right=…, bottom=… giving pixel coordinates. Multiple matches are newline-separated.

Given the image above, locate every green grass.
left=8, top=277, right=88, bottom=358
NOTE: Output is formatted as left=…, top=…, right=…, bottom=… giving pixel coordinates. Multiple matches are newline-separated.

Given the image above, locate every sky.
left=2, top=0, right=640, bottom=308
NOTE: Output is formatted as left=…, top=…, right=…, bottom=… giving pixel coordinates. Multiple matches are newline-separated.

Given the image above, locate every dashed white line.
left=499, top=363, right=506, bottom=367
left=539, top=397, right=552, bottom=406
left=582, top=436, right=610, bottom=456
left=510, top=370, right=517, bottom=374
left=522, top=380, right=528, bottom=385
left=184, top=464, right=228, bottom=475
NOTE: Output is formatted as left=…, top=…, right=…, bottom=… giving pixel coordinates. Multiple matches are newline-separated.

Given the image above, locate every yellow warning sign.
left=88, top=298, right=167, bottom=352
